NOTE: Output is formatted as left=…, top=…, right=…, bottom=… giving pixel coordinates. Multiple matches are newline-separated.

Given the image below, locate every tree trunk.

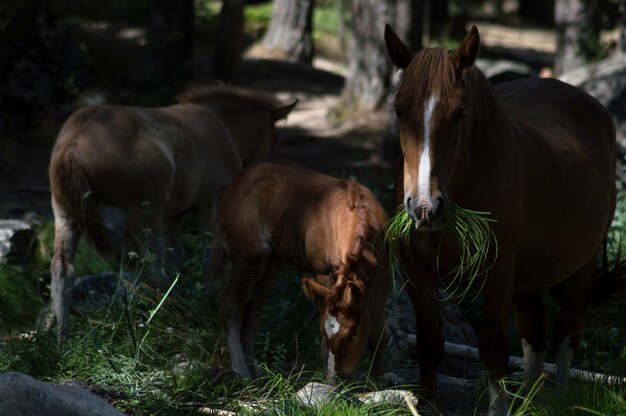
left=396, top=0, right=424, bottom=51
left=554, top=0, right=597, bottom=74
left=342, top=0, right=396, bottom=111
left=214, top=0, right=245, bottom=81
left=261, top=0, right=315, bottom=64
left=617, top=0, right=626, bottom=54
left=519, top=0, right=555, bottom=24
left=148, top=0, right=194, bottom=84
left=428, top=0, right=447, bottom=40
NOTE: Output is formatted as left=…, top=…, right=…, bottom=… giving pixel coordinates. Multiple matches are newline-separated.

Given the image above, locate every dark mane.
left=342, top=181, right=383, bottom=275
left=401, top=47, right=504, bottom=130
left=400, top=48, right=455, bottom=100
left=176, top=84, right=281, bottom=111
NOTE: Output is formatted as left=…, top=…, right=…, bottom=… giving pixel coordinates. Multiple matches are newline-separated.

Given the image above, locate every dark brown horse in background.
left=215, top=161, right=391, bottom=381
left=48, top=85, right=297, bottom=343
left=385, top=25, right=619, bottom=415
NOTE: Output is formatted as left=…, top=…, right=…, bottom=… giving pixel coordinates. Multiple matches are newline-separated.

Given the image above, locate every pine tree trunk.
left=148, top=0, right=194, bottom=84
left=214, top=0, right=245, bottom=81
left=261, top=0, right=315, bottom=64
left=554, top=0, right=596, bottom=74
left=342, top=0, right=396, bottom=111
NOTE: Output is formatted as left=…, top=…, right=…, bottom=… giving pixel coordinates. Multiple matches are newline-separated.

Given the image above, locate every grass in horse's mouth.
left=385, top=203, right=498, bottom=302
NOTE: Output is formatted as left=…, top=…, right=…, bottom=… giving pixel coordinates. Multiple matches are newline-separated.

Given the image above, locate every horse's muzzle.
left=407, top=196, right=446, bottom=231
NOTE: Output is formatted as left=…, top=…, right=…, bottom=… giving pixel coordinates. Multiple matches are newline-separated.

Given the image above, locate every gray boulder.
left=0, top=216, right=39, bottom=265
left=559, top=55, right=626, bottom=145
left=476, top=58, right=534, bottom=84
left=0, top=371, right=125, bottom=416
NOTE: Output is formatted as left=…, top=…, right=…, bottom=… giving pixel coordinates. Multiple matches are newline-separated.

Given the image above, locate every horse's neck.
left=450, top=73, right=512, bottom=199
left=204, top=102, right=254, bottom=156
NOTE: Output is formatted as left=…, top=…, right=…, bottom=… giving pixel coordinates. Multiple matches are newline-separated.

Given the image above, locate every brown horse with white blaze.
left=385, top=25, right=618, bottom=415
left=216, top=161, right=391, bottom=381
left=49, top=85, right=296, bottom=343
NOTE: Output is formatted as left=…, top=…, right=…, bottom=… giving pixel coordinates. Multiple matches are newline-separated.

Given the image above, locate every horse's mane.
left=176, top=84, right=281, bottom=111
left=401, top=47, right=455, bottom=99
left=400, top=47, right=502, bottom=121
left=338, top=181, right=381, bottom=278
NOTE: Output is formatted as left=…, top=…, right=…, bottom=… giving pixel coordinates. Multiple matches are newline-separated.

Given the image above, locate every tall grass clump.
left=385, top=203, right=498, bottom=302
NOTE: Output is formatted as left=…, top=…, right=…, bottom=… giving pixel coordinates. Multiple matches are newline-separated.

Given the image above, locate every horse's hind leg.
left=218, top=251, right=270, bottom=377
left=123, top=205, right=169, bottom=288
left=552, top=258, right=595, bottom=390
left=241, top=255, right=281, bottom=377
left=162, top=213, right=186, bottom=275
left=512, top=290, right=547, bottom=388
left=49, top=198, right=81, bottom=345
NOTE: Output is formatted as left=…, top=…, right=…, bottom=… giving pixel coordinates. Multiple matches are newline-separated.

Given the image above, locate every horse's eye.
left=454, top=107, right=465, bottom=121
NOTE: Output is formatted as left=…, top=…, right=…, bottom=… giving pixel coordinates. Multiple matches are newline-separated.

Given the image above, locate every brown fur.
left=48, top=86, right=296, bottom=344
left=216, top=161, right=391, bottom=381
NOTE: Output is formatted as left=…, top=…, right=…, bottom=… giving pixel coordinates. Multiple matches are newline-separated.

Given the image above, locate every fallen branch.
left=444, top=341, right=626, bottom=386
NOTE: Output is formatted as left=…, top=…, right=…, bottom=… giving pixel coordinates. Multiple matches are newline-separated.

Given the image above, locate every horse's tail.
left=50, top=139, right=111, bottom=256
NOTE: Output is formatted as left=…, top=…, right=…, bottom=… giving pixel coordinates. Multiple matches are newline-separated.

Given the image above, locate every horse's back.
left=219, top=161, right=387, bottom=272
left=52, top=104, right=239, bottom=214
left=497, top=77, right=615, bottom=160
left=496, top=77, right=616, bottom=287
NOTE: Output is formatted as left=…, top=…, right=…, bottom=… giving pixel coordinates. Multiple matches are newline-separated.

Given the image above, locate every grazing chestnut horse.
left=48, top=85, right=297, bottom=342
left=216, top=161, right=391, bottom=381
left=385, top=25, right=618, bottom=415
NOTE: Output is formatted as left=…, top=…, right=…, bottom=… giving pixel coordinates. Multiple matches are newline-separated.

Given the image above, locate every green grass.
left=385, top=203, right=498, bottom=302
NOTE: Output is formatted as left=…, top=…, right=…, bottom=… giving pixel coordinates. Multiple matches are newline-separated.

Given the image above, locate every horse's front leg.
left=512, top=290, right=547, bottom=388
left=551, top=257, right=595, bottom=390
left=218, top=251, right=266, bottom=378
left=49, top=199, right=81, bottom=347
left=403, top=255, right=443, bottom=411
left=241, top=255, right=281, bottom=377
left=479, top=249, right=516, bottom=416
left=198, top=195, right=225, bottom=295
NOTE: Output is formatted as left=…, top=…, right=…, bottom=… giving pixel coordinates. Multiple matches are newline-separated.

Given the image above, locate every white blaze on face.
left=417, top=93, right=439, bottom=205
left=324, top=313, right=341, bottom=338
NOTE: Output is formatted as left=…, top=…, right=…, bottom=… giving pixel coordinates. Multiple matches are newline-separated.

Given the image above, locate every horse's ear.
left=344, top=281, right=363, bottom=305
left=302, top=277, right=330, bottom=305
left=384, top=24, right=414, bottom=70
left=453, top=25, right=480, bottom=76
left=271, top=99, right=298, bottom=122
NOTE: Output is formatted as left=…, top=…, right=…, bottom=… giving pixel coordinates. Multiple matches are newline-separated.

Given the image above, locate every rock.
left=0, top=371, right=125, bottom=416
left=295, top=382, right=341, bottom=407
left=476, top=58, right=534, bottom=84
left=357, top=389, right=419, bottom=408
left=71, top=272, right=131, bottom=315
left=559, top=55, right=626, bottom=145
left=0, top=216, right=39, bottom=265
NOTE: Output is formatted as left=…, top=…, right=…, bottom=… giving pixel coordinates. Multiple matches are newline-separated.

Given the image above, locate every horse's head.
left=302, top=275, right=368, bottom=382
left=385, top=24, right=480, bottom=230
